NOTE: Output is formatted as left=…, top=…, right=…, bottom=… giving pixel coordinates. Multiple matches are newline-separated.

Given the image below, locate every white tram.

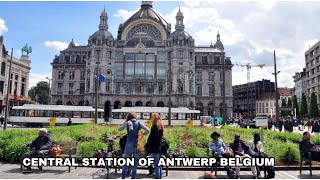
left=9, top=104, right=104, bottom=127
left=111, top=107, right=200, bottom=125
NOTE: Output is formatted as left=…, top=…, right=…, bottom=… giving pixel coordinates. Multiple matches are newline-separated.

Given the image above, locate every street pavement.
left=1, top=162, right=320, bottom=179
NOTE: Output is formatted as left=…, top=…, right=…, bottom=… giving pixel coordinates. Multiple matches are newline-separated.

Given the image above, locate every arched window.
left=1, top=62, right=5, bottom=76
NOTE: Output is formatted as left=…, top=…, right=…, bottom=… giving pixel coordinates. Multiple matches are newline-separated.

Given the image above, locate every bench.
left=207, top=145, right=266, bottom=178
left=299, top=150, right=313, bottom=176
left=20, top=141, right=78, bottom=172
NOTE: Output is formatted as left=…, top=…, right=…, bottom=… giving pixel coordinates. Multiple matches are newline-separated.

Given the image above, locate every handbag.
left=49, top=145, right=61, bottom=157
left=137, top=122, right=145, bottom=152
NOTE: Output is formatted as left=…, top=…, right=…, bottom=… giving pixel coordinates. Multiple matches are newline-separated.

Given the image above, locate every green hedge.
left=0, top=124, right=318, bottom=165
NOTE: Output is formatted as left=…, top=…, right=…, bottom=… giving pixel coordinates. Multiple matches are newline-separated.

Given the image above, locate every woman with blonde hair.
left=118, top=112, right=150, bottom=179
left=145, top=113, right=164, bottom=179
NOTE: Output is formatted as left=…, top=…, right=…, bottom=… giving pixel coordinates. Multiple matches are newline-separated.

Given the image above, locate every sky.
left=0, top=0, right=319, bottom=88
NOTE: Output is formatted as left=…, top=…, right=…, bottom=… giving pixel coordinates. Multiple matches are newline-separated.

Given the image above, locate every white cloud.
left=113, top=8, right=139, bottom=21
left=0, top=18, right=8, bottom=36
left=44, top=41, right=79, bottom=51
left=29, top=72, right=52, bottom=88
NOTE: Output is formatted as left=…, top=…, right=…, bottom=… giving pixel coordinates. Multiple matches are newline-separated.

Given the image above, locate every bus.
left=111, top=107, right=201, bottom=125
left=9, top=104, right=104, bottom=127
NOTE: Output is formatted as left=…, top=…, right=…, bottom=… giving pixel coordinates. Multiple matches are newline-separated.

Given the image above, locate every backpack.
left=160, top=138, right=169, bottom=155
left=265, top=166, right=275, bottom=178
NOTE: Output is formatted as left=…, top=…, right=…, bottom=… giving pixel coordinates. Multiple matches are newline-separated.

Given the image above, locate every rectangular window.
left=115, top=63, right=123, bottom=79
left=21, top=83, right=25, bottom=96
left=108, top=51, right=112, bottom=59
left=196, top=56, right=201, bottom=64
left=202, top=56, right=208, bottom=64
left=136, top=53, right=145, bottom=62
left=220, top=85, right=223, bottom=96
left=146, top=53, right=155, bottom=62
left=69, top=71, right=75, bottom=80
left=125, top=63, right=134, bottom=79
left=214, top=56, right=220, bottom=64
left=80, top=83, right=85, bottom=94
left=58, top=83, right=62, bottom=94
left=0, top=81, right=3, bottom=94
left=146, top=63, right=154, bottom=79
left=190, top=52, right=193, bottom=59
left=125, top=53, right=135, bottom=61
left=14, top=82, right=17, bottom=95
left=116, top=83, right=121, bottom=93
left=22, top=77, right=26, bottom=83
left=197, top=85, right=202, bottom=96
left=208, top=72, right=214, bottom=81
left=69, top=83, right=74, bottom=94
left=196, top=72, right=202, bottom=81
left=15, top=75, right=18, bottom=80
left=157, top=63, right=166, bottom=79
left=105, top=81, right=110, bottom=93
left=220, top=70, right=223, bottom=81
left=209, top=84, right=214, bottom=96
left=158, top=83, right=163, bottom=93
left=80, top=71, right=85, bottom=80
left=135, top=63, right=145, bottom=76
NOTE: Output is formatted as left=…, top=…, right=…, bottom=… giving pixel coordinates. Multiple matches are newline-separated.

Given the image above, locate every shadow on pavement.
left=4, top=167, right=68, bottom=175
left=298, top=174, right=320, bottom=179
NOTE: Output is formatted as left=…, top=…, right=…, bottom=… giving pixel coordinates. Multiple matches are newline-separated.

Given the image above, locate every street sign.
left=255, top=118, right=268, bottom=127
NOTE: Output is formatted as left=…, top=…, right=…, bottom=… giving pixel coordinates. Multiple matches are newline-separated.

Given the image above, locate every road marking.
left=279, top=171, right=298, bottom=179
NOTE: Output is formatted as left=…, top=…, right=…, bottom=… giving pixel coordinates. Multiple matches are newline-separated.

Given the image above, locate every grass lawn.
left=1, top=124, right=319, bottom=165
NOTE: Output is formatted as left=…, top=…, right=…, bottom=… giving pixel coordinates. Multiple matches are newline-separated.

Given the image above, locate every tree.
left=287, top=97, right=292, bottom=116
left=300, top=93, right=308, bottom=116
left=293, top=95, right=299, bottom=117
left=28, top=81, right=49, bottom=104
left=281, top=98, right=287, bottom=116
left=309, top=92, right=319, bottom=118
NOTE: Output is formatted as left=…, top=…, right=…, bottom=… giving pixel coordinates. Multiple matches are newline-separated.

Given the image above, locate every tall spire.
left=99, top=6, right=108, bottom=30
left=175, top=7, right=184, bottom=31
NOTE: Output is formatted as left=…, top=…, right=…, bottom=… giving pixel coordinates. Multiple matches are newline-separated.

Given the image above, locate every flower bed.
left=0, top=124, right=319, bottom=165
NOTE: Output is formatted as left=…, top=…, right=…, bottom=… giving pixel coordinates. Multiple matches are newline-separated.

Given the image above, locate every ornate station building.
left=50, top=1, right=233, bottom=120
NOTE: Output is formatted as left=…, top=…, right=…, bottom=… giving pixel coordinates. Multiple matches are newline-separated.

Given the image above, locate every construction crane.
left=235, top=63, right=266, bottom=83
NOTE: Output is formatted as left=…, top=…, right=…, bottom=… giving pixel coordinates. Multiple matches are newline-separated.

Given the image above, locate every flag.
left=99, top=74, right=105, bottom=82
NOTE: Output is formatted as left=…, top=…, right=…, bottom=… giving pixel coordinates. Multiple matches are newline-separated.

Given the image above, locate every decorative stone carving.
left=127, top=23, right=162, bottom=41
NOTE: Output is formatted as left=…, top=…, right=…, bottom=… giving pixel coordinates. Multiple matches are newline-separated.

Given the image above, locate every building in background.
left=305, top=41, right=320, bottom=106
left=292, top=68, right=307, bottom=106
left=256, top=92, right=276, bottom=118
left=0, top=36, right=32, bottom=114
left=233, top=79, right=275, bottom=117
left=50, top=2, right=233, bottom=121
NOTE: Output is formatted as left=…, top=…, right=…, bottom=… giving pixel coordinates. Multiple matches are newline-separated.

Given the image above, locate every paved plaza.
left=0, top=162, right=320, bottom=179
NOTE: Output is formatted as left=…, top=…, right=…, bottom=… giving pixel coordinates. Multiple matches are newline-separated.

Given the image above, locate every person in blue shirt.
left=209, top=131, right=236, bottom=178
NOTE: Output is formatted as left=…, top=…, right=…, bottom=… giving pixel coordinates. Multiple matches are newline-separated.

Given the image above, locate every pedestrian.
left=22, top=128, right=52, bottom=172
left=279, top=118, right=284, bottom=132
left=312, top=120, right=320, bottom=135
left=118, top=112, right=150, bottom=179
left=308, top=119, right=313, bottom=132
left=0, top=115, right=3, bottom=126
left=145, top=113, right=164, bottom=179
left=286, top=116, right=294, bottom=132
left=67, top=118, right=72, bottom=126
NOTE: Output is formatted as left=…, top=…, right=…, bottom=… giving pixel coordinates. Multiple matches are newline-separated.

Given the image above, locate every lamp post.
left=168, top=51, right=172, bottom=126
left=46, top=77, right=52, bottom=105
left=4, top=49, right=13, bottom=130
left=272, top=50, right=280, bottom=129
left=95, top=50, right=101, bottom=124
left=222, top=56, right=227, bottom=125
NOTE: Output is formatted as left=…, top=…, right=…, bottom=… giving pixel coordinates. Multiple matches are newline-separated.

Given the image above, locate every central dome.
left=117, top=1, right=171, bottom=40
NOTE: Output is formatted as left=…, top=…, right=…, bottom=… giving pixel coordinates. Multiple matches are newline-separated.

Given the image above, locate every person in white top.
left=248, top=133, right=265, bottom=157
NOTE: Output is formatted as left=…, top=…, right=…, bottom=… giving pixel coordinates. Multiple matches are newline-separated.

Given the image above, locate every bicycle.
left=100, top=136, right=122, bottom=179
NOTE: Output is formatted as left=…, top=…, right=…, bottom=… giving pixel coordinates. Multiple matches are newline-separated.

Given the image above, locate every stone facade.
left=292, top=68, right=307, bottom=105
left=50, top=2, right=233, bottom=120
left=0, top=36, right=31, bottom=114
left=305, top=41, right=320, bottom=105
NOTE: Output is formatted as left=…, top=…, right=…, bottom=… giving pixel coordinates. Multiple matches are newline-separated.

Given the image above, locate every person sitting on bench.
left=209, top=131, right=236, bottom=178
left=231, top=134, right=258, bottom=179
left=299, top=131, right=320, bottom=161
left=22, top=128, right=52, bottom=171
